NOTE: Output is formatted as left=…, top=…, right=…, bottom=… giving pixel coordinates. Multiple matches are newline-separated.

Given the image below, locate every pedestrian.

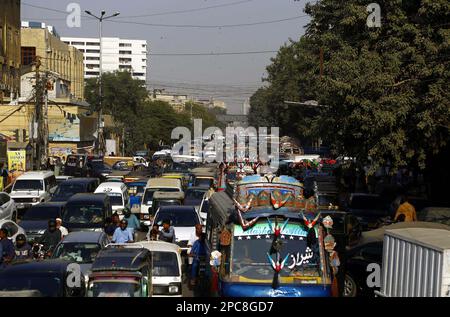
left=105, top=213, right=120, bottom=236
left=0, top=228, right=15, bottom=266
left=14, top=234, right=32, bottom=260
left=122, top=208, right=140, bottom=235
left=187, top=224, right=203, bottom=278
left=147, top=224, right=159, bottom=241
left=189, top=232, right=208, bottom=287
left=394, top=196, right=417, bottom=222
left=158, top=219, right=175, bottom=243
left=0, top=162, right=8, bottom=190
left=56, top=218, right=69, bottom=238
left=112, top=219, right=134, bottom=243
left=54, top=157, right=62, bottom=176
left=38, top=219, right=62, bottom=256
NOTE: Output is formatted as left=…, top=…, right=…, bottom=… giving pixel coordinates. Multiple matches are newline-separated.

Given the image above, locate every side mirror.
left=49, top=187, right=57, bottom=195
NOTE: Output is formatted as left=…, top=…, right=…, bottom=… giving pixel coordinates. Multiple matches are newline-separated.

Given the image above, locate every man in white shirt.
left=56, top=218, right=69, bottom=238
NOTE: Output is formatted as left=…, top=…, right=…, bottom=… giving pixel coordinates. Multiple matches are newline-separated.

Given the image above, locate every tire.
left=344, top=274, right=358, bottom=297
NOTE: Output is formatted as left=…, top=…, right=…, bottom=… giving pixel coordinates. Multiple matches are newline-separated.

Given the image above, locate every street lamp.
left=84, top=10, right=120, bottom=155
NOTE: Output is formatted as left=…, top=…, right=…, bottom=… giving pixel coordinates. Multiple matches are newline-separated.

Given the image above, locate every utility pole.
left=34, top=56, right=45, bottom=170
left=85, top=10, right=120, bottom=156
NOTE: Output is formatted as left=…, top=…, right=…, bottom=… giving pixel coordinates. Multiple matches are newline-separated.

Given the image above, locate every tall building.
left=61, top=37, right=148, bottom=82
left=0, top=0, right=21, bottom=101
left=21, top=22, right=85, bottom=100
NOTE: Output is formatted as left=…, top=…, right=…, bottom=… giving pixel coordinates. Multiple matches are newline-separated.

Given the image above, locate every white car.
left=0, top=220, right=26, bottom=243
left=130, top=241, right=183, bottom=297
left=0, top=192, right=18, bottom=221
left=94, top=182, right=129, bottom=216
left=152, top=206, right=201, bottom=252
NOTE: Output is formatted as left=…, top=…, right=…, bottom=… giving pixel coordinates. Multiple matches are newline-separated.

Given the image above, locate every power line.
left=116, top=0, right=254, bottom=19
left=106, top=15, right=308, bottom=29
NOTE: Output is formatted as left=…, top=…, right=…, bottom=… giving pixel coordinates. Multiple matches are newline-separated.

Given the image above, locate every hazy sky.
left=22, top=0, right=311, bottom=113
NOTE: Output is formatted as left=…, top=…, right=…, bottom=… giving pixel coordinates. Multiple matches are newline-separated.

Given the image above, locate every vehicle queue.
left=0, top=151, right=449, bottom=297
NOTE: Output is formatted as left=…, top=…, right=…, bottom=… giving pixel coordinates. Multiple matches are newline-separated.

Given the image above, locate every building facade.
left=21, top=22, right=85, bottom=101
left=0, top=0, right=21, bottom=101
left=61, top=37, right=148, bottom=82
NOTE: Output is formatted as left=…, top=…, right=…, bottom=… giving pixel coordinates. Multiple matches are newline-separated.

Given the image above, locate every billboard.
left=7, top=150, right=26, bottom=180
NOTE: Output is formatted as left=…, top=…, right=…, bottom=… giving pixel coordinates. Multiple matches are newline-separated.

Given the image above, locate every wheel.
left=343, top=274, right=358, bottom=297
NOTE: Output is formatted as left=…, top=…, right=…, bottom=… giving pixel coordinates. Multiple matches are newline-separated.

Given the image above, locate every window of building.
left=119, top=43, right=132, bottom=47
left=133, top=72, right=145, bottom=77
left=142, top=44, right=146, bottom=48
left=119, top=65, right=132, bottom=69
left=78, top=49, right=85, bottom=53
left=86, top=64, right=99, bottom=69
left=86, top=71, right=100, bottom=76
left=71, top=42, right=85, bottom=46
left=86, top=56, right=100, bottom=60
left=119, top=58, right=132, bottom=63
left=119, top=50, right=132, bottom=55
left=21, top=47, right=36, bottom=66
left=86, top=42, right=99, bottom=46
left=86, top=49, right=100, bottom=53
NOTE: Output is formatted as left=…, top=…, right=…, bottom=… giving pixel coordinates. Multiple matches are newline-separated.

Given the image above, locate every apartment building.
left=61, top=37, right=148, bottom=82
left=0, top=0, right=21, bottom=101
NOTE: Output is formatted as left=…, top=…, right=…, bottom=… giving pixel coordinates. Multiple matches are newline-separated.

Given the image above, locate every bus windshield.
left=230, top=222, right=323, bottom=283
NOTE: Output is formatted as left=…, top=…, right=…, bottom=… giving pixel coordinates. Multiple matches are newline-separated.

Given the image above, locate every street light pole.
left=85, top=10, right=120, bottom=156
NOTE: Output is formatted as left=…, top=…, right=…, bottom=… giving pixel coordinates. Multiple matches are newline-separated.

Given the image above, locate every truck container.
left=377, top=228, right=450, bottom=297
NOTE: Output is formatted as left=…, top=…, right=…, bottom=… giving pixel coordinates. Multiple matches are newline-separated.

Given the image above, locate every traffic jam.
left=0, top=144, right=449, bottom=298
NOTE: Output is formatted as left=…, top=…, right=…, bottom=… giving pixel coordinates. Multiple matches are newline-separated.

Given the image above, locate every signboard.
left=233, top=223, right=308, bottom=237
left=48, top=114, right=81, bottom=142
left=7, top=150, right=26, bottom=180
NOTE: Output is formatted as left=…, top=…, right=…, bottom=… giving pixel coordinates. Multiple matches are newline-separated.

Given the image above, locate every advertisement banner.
left=7, top=150, right=27, bottom=180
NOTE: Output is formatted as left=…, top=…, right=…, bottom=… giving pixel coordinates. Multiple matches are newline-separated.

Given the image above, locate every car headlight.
left=32, top=197, right=39, bottom=203
left=168, top=285, right=179, bottom=294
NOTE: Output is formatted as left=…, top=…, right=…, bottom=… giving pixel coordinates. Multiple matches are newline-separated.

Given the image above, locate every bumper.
left=220, top=282, right=332, bottom=297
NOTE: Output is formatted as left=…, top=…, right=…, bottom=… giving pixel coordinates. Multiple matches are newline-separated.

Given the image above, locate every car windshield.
left=194, top=178, right=213, bottom=188
left=13, top=180, right=44, bottom=191
left=0, top=276, right=62, bottom=297
left=23, top=206, right=61, bottom=220
left=53, top=243, right=101, bottom=264
left=230, top=222, right=322, bottom=282
left=143, top=188, right=179, bottom=204
left=155, top=209, right=199, bottom=227
left=127, top=185, right=145, bottom=196
left=53, top=184, right=85, bottom=199
left=63, top=204, right=104, bottom=224
left=152, top=251, right=180, bottom=277
left=88, top=280, right=141, bottom=297
left=107, top=194, right=123, bottom=206
left=185, top=189, right=206, bottom=201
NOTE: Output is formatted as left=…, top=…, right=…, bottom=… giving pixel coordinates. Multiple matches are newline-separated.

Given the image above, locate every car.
left=345, top=193, right=390, bottom=231
left=417, top=207, right=450, bottom=226
left=9, top=171, right=57, bottom=211
left=94, top=182, right=129, bottom=215
left=52, top=231, right=110, bottom=286
left=184, top=187, right=208, bottom=210
left=64, top=154, right=89, bottom=177
left=51, top=178, right=99, bottom=202
left=19, top=202, right=66, bottom=243
left=125, top=180, right=147, bottom=212
left=0, top=192, right=18, bottom=221
left=87, top=246, right=152, bottom=297
left=0, top=219, right=26, bottom=243
left=55, top=175, right=73, bottom=186
left=152, top=206, right=201, bottom=252
left=0, top=260, right=85, bottom=297
left=86, top=159, right=112, bottom=182
left=133, top=241, right=183, bottom=297
left=343, top=221, right=450, bottom=297
left=63, top=193, right=112, bottom=232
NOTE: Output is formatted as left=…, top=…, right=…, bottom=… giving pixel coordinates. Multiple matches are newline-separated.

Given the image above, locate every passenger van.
left=10, top=171, right=57, bottom=210
left=64, top=193, right=112, bottom=232
left=151, top=191, right=185, bottom=217
left=133, top=241, right=183, bottom=297
left=140, top=178, right=182, bottom=228
left=94, top=182, right=129, bottom=216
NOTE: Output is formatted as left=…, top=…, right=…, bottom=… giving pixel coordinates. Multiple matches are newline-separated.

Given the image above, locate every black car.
left=20, top=202, right=66, bottom=243
left=0, top=259, right=85, bottom=297
left=345, top=193, right=390, bottom=231
left=64, top=154, right=89, bottom=177
left=86, top=159, right=112, bottom=182
left=51, top=178, right=99, bottom=202
left=184, top=187, right=207, bottom=207
left=63, top=193, right=112, bottom=232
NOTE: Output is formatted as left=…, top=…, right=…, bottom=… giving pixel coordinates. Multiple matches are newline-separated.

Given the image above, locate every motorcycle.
left=32, top=244, right=54, bottom=260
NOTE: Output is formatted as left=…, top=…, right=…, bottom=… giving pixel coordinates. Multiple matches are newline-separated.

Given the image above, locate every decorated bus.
left=206, top=175, right=340, bottom=297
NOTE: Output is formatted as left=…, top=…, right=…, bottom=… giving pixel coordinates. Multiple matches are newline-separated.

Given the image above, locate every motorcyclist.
left=37, top=219, right=62, bottom=257
left=14, top=234, right=32, bottom=260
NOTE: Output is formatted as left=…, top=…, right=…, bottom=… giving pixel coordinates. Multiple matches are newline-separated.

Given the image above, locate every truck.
left=376, top=228, right=450, bottom=297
